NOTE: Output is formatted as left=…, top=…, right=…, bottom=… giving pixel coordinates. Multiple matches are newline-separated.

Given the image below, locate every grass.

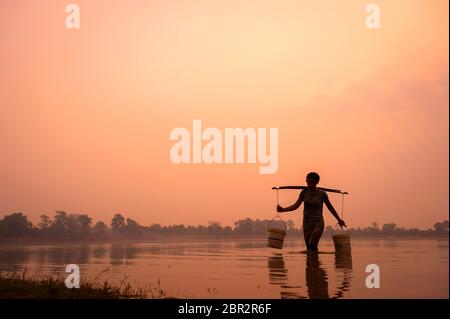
left=0, top=269, right=168, bottom=299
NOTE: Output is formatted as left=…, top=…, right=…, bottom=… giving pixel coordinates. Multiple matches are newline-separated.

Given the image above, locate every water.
left=0, top=238, right=448, bottom=298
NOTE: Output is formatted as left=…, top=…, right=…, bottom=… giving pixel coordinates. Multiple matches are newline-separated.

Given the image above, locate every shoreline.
left=0, top=273, right=168, bottom=299
left=0, top=235, right=447, bottom=246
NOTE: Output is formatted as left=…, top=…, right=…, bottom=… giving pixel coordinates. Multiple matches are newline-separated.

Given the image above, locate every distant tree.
left=208, top=221, right=221, bottom=228
left=207, top=221, right=222, bottom=236
left=38, top=215, right=52, bottom=230
left=77, top=214, right=92, bottom=237
left=170, top=224, right=187, bottom=235
left=122, top=218, right=148, bottom=237
left=186, top=225, right=197, bottom=235
left=47, top=212, right=93, bottom=238
left=0, top=213, right=33, bottom=237
left=92, top=221, right=108, bottom=237
left=123, top=217, right=142, bottom=236
left=126, top=218, right=139, bottom=227
left=223, top=226, right=233, bottom=236
left=34, top=211, right=94, bottom=238
left=234, top=218, right=254, bottom=235
left=197, top=225, right=208, bottom=235
left=149, top=224, right=162, bottom=233
left=286, top=220, right=295, bottom=231
left=78, top=214, right=92, bottom=227
left=252, top=219, right=267, bottom=235
left=37, top=214, right=52, bottom=237
left=111, top=214, right=125, bottom=231
left=1, top=212, right=449, bottom=239
left=443, top=220, right=449, bottom=231
left=51, top=211, right=68, bottom=237
left=66, top=214, right=81, bottom=238
left=434, top=221, right=449, bottom=232
left=382, top=223, right=397, bottom=233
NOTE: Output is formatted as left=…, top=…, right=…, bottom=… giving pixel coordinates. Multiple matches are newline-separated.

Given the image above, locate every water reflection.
left=267, top=254, right=305, bottom=299
left=332, top=252, right=353, bottom=299
left=0, top=245, right=93, bottom=270
left=267, top=251, right=353, bottom=299
left=0, top=247, right=30, bottom=272
left=0, top=240, right=446, bottom=298
left=267, top=254, right=287, bottom=285
left=40, top=245, right=91, bottom=265
left=305, top=253, right=329, bottom=299
left=110, top=244, right=138, bottom=265
left=92, top=245, right=108, bottom=259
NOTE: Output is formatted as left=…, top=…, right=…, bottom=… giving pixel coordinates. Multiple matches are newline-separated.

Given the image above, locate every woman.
left=277, top=172, right=346, bottom=252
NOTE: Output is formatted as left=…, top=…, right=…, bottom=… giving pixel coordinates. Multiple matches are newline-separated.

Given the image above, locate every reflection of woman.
left=267, top=252, right=353, bottom=299
left=305, top=252, right=329, bottom=299
left=277, top=172, right=346, bottom=251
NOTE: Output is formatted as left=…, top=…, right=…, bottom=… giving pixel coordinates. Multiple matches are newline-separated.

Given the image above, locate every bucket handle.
left=333, top=223, right=350, bottom=235
left=268, top=188, right=287, bottom=232
left=267, top=215, right=288, bottom=232
left=335, top=223, right=349, bottom=230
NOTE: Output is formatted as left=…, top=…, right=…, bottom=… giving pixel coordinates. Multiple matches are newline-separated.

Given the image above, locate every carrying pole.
left=272, top=186, right=348, bottom=195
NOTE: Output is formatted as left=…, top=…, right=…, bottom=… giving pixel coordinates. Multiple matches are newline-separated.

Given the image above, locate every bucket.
left=332, top=225, right=351, bottom=253
left=267, top=216, right=287, bottom=249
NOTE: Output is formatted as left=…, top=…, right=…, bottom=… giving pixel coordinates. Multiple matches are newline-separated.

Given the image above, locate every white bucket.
left=267, top=216, right=287, bottom=249
left=332, top=226, right=351, bottom=253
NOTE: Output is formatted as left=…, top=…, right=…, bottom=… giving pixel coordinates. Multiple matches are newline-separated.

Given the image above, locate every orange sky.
left=0, top=0, right=448, bottom=229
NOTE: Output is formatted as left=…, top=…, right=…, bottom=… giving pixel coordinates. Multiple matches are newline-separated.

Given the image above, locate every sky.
left=0, top=0, right=448, bottom=229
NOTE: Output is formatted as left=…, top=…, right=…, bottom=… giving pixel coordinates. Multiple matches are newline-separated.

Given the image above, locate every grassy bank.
left=0, top=271, right=167, bottom=299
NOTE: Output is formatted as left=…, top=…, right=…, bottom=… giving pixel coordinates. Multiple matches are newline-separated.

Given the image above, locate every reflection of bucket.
left=332, top=227, right=351, bottom=253
left=335, top=251, right=353, bottom=269
left=267, top=217, right=287, bottom=249
left=268, top=255, right=287, bottom=283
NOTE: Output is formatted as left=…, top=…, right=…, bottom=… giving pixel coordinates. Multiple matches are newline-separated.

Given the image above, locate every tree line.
left=0, top=211, right=448, bottom=239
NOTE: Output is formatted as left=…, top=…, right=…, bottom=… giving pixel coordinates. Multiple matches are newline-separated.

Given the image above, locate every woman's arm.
left=324, top=197, right=346, bottom=227
left=277, top=196, right=302, bottom=213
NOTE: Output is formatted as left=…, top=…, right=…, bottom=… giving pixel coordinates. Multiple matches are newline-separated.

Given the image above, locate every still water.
left=0, top=238, right=448, bottom=298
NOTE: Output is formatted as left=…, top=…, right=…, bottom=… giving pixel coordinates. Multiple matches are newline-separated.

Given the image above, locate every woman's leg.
left=303, top=227, right=313, bottom=251
left=308, top=224, right=324, bottom=251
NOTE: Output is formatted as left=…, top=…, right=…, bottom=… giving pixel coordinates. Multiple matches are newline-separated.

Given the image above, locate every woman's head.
left=306, top=172, right=320, bottom=187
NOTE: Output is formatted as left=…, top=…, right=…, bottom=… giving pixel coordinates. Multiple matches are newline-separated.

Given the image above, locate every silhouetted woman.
left=277, top=172, right=346, bottom=252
